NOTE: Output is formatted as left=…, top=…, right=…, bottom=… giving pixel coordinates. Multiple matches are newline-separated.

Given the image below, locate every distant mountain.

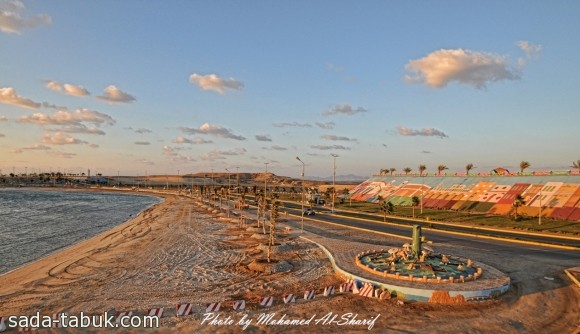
left=307, top=174, right=368, bottom=183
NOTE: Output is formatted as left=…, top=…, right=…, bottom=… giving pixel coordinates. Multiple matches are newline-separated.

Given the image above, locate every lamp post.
left=331, top=154, right=338, bottom=213
left=264, top=162, right=269, bottom=196
left=539, top=187, right=542, bottom=225
left=296, top=156, right=305, bottom=231
left=225, top=168, right=231, bottom=217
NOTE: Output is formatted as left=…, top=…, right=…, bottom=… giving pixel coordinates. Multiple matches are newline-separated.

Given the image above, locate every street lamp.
left=296, top=156, right=305, bottom=231
left=264, top=162, right=269, bottom=196
left=331, top=154, right=338, bottom=213
left=225, top=168, right=231, bottom=217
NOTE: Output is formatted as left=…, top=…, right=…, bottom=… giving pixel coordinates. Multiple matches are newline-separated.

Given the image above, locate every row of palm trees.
left=378, top=160, right=580, bottom=176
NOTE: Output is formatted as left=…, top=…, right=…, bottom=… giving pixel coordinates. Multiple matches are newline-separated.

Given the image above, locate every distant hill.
left=306, top=174, right=368, bottom=183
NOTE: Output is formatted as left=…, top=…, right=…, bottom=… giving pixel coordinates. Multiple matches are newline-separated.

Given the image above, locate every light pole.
left=225, top=168, right=231, bottom=216
left=264, top=162, right=269, bottom=197
left=296, top=156, right=305, bottom=231
left=331, top=154, right=338, bottom=213
left=236, top=166, right=239, bottom=191
left=539, top=187, right=542, bottom=225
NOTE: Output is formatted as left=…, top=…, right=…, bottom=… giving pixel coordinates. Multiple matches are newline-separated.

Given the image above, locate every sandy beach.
left=0, top=191, right=579, bottom=333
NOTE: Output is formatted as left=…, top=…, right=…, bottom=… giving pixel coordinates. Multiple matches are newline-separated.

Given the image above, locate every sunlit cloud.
left=0, top=87, right=41, bottom=109
left=404, top=48, right=521, bottom=89
left=162, top=145, right=196, bottom=163
left=134, top=141, right=150, bottom=145
left=172, top=136, right=212, bottom=144
left=323, top=103, right=367, bottom=116
left=18, top=108, right=115, bottom=127
left=315, top=122, right=335, bottom=129
left=397, top=126, right=448, bottom=138
left=310, top=144, right=351, bottom=151
left=44, top=80, right=90, bottom=96
left=189, top=73, right=244, bottom=94
left=200, top=148, right=247, bottom=161
left=178, top=123, right=245, bottom=140
left=96, top=85, right=136, bottom=103
left=47, top=151, right=76, bottom=159
left=272, top=122, right=312, bottom=128
left=0, top=0, right=51, bottom=34
left=57, top=124, right=106, bottom=135
left=516, top=40, right=542, bottom=57
left=321, top=134, right=358, bottom=142
left=22, top=144, right=51, bottom=150
left=255, top=134, right=272, bottom=142
left=42, top=132, right=88, bottom=145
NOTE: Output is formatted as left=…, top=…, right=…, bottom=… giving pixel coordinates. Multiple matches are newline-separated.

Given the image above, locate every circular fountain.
left=350, top=225, right=509, bottom=302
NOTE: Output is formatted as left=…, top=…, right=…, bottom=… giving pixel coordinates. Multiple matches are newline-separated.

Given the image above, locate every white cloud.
left=178, top=123, right=245, bottom=140
left=42, top=132, right=88, bottom=145
left=0, top=0, right=51, bottom=34
left=200, top=148, right=247, bottom=161
left=189, top=73, right=244, bottom=94
left=18, top=108, right=115, bottom=127
left=255, top=134, right=272, bottom=142
left=96, top=85, right=136, bottom=103
left=321, top=134, right=357, bottom=142
left=315, top=122, right=335, bottom=129
left=47, top=151, right=76, bottom=159
left=323, top=104, right=367, bottom=116
left=516, top=40, right=542, bottom=57
left=310, top=144, right=351, bottom=151
left=135, top=128, right=152, bottom=134
left=272, top=122, right=312, bottom=128
left=404, top=48, right=521, bottom=89
left=397, top=126, right=448, bottom=138
left=173, top=136, right=212, bottom=144
left=0, top=87, right=41, bottom=109
left=325, top=63, right=344, bottom=72
left=22, top=144, right=51, bottom=150
left=162, top=145, right=196, bottom=163
left=57, top=124, right=106, bottom=135
left=262, top=145, right=287, bottom=151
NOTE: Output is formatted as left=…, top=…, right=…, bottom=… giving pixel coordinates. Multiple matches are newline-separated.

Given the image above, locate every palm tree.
left=512, top=194, right=526, bottom=220
left=419, top=165, right=427, bottom=177
left=519, top=161, right=531, bottom=174
left=389, top=168, right=396, bottom=176
left=380, top=200, right=394, bottom=222
left=437, top=165, right=448, bottom=176
left=466, top=163, right=475, bottom=176
left=403, top=167, right=412, bottom=176
left=411, top=196, right=420, bottom=218
left=572, top=160, right=580, bottom=170
left=379, top=168, right=388, bottom=176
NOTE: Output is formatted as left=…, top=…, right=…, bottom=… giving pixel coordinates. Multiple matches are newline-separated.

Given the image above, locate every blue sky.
left=1, top=1, right=579, bottom=178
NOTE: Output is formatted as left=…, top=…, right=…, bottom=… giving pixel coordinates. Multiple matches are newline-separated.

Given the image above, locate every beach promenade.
left=0, top=191, right=578, bottom=333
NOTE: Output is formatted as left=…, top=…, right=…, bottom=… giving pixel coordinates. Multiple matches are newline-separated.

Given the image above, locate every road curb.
left=564, top=268, right=580, bottom=288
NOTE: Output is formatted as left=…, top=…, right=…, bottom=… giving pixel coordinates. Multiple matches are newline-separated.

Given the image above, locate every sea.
left=0, top=188, right=163, bottom=275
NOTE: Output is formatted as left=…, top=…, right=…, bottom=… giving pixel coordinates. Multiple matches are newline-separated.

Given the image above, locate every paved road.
left=279, top=201, right=580, bottom=249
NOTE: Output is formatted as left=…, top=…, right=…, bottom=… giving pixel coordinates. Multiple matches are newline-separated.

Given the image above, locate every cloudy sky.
left=1, top=1, right=579, bottom=178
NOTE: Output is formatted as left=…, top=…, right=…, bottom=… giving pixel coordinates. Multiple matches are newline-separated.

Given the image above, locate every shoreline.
left=0, top=189, right=165, bottom=279
left=0, top=189, right=578, bottom=333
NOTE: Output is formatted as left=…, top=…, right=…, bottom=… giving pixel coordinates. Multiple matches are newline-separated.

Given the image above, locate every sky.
left=1, top=1, right=579, bottom=178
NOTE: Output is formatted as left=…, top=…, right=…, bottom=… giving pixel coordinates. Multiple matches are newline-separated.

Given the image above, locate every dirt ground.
left=0, top=193, right=578, bottom=333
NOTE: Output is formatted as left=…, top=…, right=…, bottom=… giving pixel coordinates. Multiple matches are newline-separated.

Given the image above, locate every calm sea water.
left=0, top=189, right=162, bottom=275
